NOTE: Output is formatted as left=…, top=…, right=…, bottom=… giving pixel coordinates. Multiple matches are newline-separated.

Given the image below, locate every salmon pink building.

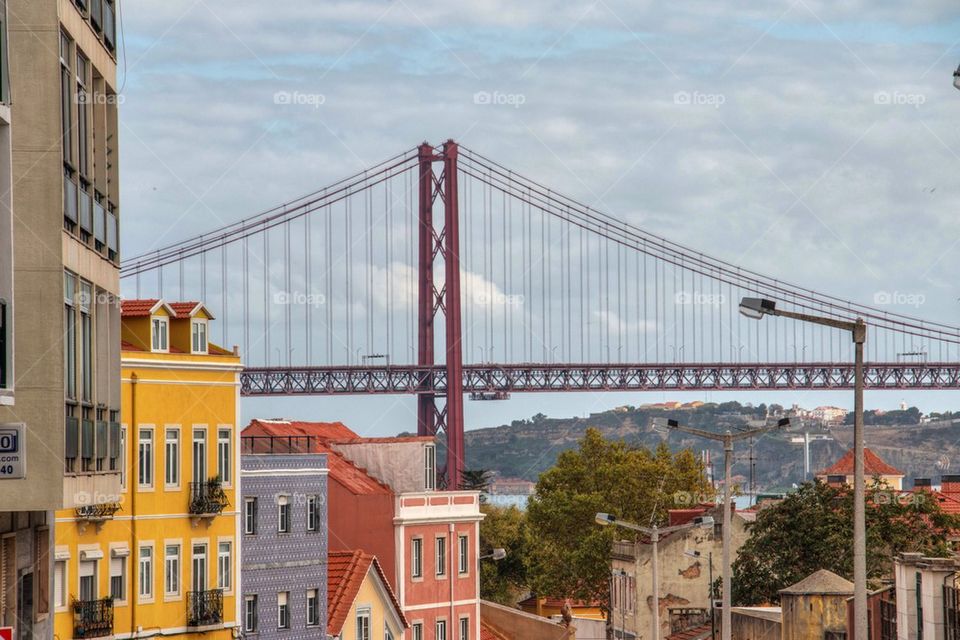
left=242, top=419, right=484, bottom=640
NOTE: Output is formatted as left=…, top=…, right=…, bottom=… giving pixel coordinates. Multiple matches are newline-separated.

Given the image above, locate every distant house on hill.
left=815, top=448, right=904, bottom=490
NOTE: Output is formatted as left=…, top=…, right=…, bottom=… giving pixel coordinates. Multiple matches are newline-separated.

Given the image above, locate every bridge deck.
left=240, top=362, right=960, bottom=395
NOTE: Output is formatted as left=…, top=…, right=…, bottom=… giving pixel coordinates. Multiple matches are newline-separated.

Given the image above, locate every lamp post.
left=739, top=296, right=867, bottom=640
left=595, top=513, right=714, bottom=640
left=685, top=550, right=715, bottom=640
left=653, top=416, right=790, bottom=640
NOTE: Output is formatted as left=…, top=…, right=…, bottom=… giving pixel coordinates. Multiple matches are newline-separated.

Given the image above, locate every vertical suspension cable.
left=305, top=214, right=312, bottom=364
left=221, top=241, right=227, bottom=347
left=263, top=225, right=270, bottom=365
left=346, top=197, right=352, bottom=363
left=284, top=220, right=291, bottom=366
left=386, top=176, right=393, bottom=363
left=243, top=235, right=249, bottom=360
left=327, top=203, right=333, bottom=365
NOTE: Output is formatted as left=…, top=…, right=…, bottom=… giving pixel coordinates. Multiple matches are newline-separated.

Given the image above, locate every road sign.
left=0, top=626, right=13, bottom=640
left=0, top=423, right=25, bottom=479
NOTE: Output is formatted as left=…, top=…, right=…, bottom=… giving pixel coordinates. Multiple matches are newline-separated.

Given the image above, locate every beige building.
left=815, top=447, right=905, bottom=490
left=0, top=0, right=121, bottom=637
left=610, top=505, right=752, bottom=640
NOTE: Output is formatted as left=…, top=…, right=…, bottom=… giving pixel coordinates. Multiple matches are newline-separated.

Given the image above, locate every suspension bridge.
left=121, top=140, right=960, bottom=486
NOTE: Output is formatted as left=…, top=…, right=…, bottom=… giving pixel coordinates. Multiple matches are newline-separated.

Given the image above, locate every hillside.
left=461, top=402, right=960, bottom=491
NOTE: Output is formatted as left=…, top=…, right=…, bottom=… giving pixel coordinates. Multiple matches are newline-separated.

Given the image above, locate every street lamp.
left=595, top=512, right=714, bottom=640
left=684, top=550, right=715, bottom=640
left=479, top=548, right=507, bottom=561
left=739, top=296, right=867, bottom=640
left=954, top=63, right=960, bottom=91
left=653, top=416, right=789, bottom=640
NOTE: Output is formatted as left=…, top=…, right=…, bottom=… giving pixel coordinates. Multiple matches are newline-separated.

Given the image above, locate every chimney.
left=941, top=475, right=960, bottom=494
left=913, top=478, right=932, bottom=489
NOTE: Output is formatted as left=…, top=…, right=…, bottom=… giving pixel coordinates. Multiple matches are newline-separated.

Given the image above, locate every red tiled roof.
left=242, top=421, right=391, bottom=496
left=518, top=595, right=602, bottom=609
left=818, top=448, right=904, bottom=477
left=480, top=621, right=510, bottom=640
left=120, top=299, right=161, bottom=317
left=331, top=436, right=434, bottom=445
left=168, top=301, right=201, bottom=317
left=327, top=550, right=406, bottom=635
left=666, top=624, right=713, bottom=640
left=930, top=490, right=960, bottom=515
left=245, top=419, right=360, bottom=441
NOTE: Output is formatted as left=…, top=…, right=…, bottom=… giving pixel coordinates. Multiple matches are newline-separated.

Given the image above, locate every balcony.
left=73, top=597, right=113, bottom=638
left=187, top=589, right=223, bottom=627
left=189, top=479, right=229, bottom=518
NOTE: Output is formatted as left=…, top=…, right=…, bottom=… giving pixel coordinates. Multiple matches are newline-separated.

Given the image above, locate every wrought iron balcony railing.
left=76, top=502, right=122, bottom=521
left=187, top=589, right=224, bottom=627
left=73, top=597, right=113, bottom=638
left=189, top=479, right=229, bottom=516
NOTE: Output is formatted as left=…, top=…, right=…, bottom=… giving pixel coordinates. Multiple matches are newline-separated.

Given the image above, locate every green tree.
left=479, top=504, right=529, bottom=604
left=731, top=480, right=959, bottom=605
left=461, top=469, right=494, bottom=502
left=524, top=428, right=712, bottom=607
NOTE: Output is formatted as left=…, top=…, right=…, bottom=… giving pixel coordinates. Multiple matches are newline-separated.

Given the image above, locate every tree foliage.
left=461, top=469, right=494, bottom=502
left=731, top=480, right=960, bottom=605
left=524, top=428, right=712, bottom=607
left=479, top=504, right=529, bottom=604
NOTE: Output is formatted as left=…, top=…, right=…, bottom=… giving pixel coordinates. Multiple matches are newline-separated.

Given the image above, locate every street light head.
left=739, top=297, right=776, bottom=320
left=684, top=550, right=703, bottom=559
left=651, top=417, right=679, bottom=431
left=492, top=548, right=507, bottom=561
left=595, top=512, right=615, bottom=526
left=954, top=64, right=960, bottom=91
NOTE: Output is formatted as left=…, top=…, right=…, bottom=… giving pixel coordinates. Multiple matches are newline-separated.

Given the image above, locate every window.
left=458, top=534, right=469, bottom=575
left=307, top=589, right=319, bottom=626
left=151, top=317, right=168, bottom=352
left=191, top=544, right=207, bottom=593
left=356, top=607, right=371, bottom=640
left=119, top=426, right=127, bottom=488
left=165, top=428, right=179, bottom=487
left=76, top=52, right=89, bottom=178
left=436, top=536, right=446, bottom=577
left=78, top=559, right=97, bottom=601
left=412, top=623, right=423, bottom=640
left=244, top=595, right=258, bottom=632
left=385, top=623, right=394, bottom=640
left=277, top=591, right=289, bottom=629
left=192, top=320, right=207, bottom=354
left=217, top=428, right=230, bottom=483
left=424, top=444, right=436, bottom=490
left=277, top=495, right=290, bottom=533
left=138, top=429, right=153, bottom=487
left=411, top=538, right=422, bottom=579
left=79, top=281, right=92, bottom=401
left=110, top=555, right=126, bottom=601
left=64, top=273, right=76, bottom=399
left=192, top=426, right=206, bottom=487
left=164, top=544, right=180, bottom=597
left=244, top=498, right=257, bottom=535
left=59, top=32, right=72, bottom=165
left=307, top=495, right=320, bottom=532
left=436, top=620, right=447, bottom=640
left=217, top=541, right=231, bottom=591
left=138, top=546, right=153, bottom=599
left=54, top=560, right=67, bottom=609
left=459, top=617, right=469, bottom=640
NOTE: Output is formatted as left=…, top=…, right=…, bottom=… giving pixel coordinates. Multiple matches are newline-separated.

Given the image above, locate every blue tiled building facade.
left=241, top=453, right=329, bottom=638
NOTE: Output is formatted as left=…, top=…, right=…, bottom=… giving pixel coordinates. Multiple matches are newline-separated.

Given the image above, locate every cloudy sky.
left=118, top=1, right=960, bottom=435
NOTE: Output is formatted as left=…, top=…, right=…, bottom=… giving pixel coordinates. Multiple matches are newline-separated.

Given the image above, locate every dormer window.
left=191, top=320, right=207, bottom=354
left=151, top=317, right=168, bottom=352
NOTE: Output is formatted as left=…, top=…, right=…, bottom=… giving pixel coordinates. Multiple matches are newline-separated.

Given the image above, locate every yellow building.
left=54, top=299, right=243, bottom=639
left=327, top=551, right=407, bottom=640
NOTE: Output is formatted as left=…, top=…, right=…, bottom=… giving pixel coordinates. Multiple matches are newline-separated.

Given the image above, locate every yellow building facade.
left=54, top=299, right=242, bottom=639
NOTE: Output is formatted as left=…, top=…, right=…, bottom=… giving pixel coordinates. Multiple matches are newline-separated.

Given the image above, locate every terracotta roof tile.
left=327, top=550, right=406, bottom=635
left=666, top=624, right=713, bottom=640
left=818, top=448, right=904, bottom=477
left=120, top=299, right=160, bottom=317
left=242, top=421, right=391, bottom=496
left=480, top=621, right=510, bottom=640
